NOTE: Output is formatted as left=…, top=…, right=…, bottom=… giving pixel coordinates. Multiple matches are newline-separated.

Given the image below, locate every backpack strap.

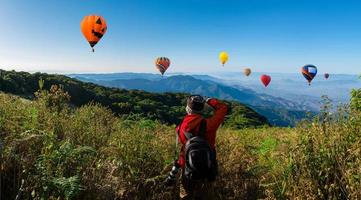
left=198, top=118, right=207, bottom=138
left=184, top=118, right=207, bottom=140
left=178, top=117, right=207, bottom=141
left=184, top=132, right=193, bottom=140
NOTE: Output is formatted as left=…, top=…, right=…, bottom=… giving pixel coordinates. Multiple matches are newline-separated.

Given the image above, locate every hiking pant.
left=179, top=171, right=216, bottom=200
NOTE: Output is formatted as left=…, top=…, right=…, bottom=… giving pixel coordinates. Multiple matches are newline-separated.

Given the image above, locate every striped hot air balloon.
left=155, top=57, right=170, bottom=76
left=301, top=64, right=317, bottom=85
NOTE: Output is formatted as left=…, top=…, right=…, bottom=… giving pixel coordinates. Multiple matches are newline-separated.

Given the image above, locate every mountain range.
left=70, top=73, right=324, bottom=126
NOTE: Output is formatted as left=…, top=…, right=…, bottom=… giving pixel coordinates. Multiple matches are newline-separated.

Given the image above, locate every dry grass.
left=1, top=89, right=361, bottom=199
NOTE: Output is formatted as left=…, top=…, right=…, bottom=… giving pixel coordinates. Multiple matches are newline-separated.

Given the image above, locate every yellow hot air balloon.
left=219, top=52, right=228, bottom=66
left=244, top=68, right=251, bottom=76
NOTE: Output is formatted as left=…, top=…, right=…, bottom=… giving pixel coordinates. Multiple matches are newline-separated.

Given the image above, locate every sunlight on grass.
left=1, top=85, right=361, bottom=199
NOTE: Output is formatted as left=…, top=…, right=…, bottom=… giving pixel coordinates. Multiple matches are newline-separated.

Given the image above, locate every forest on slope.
left=0, top=69, right=268, bottom=128
left=72, top=73, right=317, bottom=127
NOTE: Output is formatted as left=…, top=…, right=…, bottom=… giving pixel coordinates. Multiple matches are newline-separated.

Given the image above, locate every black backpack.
left=181, top=119, right=217, bottom=181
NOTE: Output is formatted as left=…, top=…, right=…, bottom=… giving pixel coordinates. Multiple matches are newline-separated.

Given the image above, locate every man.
left=168, top=95, right=227, bottom=199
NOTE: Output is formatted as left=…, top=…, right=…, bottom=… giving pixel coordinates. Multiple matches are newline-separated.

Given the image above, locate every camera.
left=164, top=160, right=180, bottom=186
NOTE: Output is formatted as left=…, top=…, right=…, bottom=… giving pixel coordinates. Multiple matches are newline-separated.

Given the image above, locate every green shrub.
left=1, top=81, right=361, bottom=199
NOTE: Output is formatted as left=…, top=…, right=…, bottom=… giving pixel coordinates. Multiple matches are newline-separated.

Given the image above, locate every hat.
left=186, top=95, right=205, bottom=113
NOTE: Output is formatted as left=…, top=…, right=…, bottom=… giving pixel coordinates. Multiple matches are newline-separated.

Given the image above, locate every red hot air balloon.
left=324, top=73, right=330, bottom=79
left=260, top=74, right=271, bottom=87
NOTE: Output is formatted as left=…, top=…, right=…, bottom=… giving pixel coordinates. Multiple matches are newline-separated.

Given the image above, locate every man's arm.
left=205, top=98, right=228, bottom=132
left=177, top=148, right=186, bottom=168
left=176, top=124, right=186, bottom=168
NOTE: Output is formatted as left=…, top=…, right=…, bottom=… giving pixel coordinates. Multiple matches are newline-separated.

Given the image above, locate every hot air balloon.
left=301, top=64, right=317, bottom=85
left=81, top=15, right=107, bottom=52
left=260, top=74, right=271, bottom=87
left=155, top=57, right=170, bottom=76
left=244, top=68, right=251, bottom=77
left=324, top=73, right=330, bottom=79
left=219, top=52, right=228, bottom=66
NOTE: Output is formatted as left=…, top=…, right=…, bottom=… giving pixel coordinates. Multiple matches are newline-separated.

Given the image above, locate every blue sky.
left=0, top=0, right=361, bottom=74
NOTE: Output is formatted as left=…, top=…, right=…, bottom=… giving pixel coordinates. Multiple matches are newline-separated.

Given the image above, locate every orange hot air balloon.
left=155, top=57, right=171, bottom=75
left=81, top=15, right=107, bottom=52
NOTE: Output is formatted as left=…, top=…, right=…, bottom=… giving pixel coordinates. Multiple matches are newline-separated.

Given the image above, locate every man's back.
left=176, top=97, right=227, bottom=199
left=177, top=98, right=228, bottom=168
left=164, top=96, right=227, bottom=200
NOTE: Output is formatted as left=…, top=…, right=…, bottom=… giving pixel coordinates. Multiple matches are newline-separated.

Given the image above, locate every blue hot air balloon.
left=301, top=64, right=317, bottom=85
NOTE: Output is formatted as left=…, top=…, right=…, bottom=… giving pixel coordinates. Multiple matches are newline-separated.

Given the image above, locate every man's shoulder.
left=180, top=114, right=203, bottom=129
left=182, top=114, right=203, bottom=122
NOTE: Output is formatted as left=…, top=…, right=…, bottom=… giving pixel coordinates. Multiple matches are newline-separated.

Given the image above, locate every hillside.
left=0, top=69, right=268, bottom=128
left=73, top=74, right=316, bottom=126
left=1, top=85, right=361, bottom=199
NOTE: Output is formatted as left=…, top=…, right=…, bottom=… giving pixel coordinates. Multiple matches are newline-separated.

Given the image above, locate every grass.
left=1, top=86, right=361, bottom=199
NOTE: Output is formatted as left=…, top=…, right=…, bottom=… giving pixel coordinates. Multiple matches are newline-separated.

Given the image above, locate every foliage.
left=0, top=73, right=360, bottom=199
left=350, top=75, right=361, bottom=111
left=285, top=100, right=361, bottom=199
left=0, top=88, right=175, bottom=199
left=0, top=69, right=268, bottom=128
left=224, top=101, right=268, bottom=129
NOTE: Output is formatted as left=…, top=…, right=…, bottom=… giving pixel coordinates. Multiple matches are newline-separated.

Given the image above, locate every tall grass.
left=284, top=97, right=361, bottom=199
left=1, top=86, right=360, bottom=199
left=0, top=86, right=178, bottom=199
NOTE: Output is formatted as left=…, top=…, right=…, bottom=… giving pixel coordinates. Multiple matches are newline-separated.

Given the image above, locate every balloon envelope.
left=81, top=15, right=107, bottom=52
left=301, top=64, right=317, bottom=85
left=219, top=52, right=229, bottom=66
left=260, top=74, right=271, bottom=87
left=324, top=73, right=330, bottom=79
left=243, top=68, right=251, bottom=76
left=155, top=57, right=170, bottom=75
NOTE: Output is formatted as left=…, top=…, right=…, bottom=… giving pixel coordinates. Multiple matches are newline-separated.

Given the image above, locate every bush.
left=1, top=81, right=361, bottom=199
left=285, top=98, right=361, bottom=199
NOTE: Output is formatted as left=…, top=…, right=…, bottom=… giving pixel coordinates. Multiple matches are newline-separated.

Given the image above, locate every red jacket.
left=176, top=98, right=228, bottom=168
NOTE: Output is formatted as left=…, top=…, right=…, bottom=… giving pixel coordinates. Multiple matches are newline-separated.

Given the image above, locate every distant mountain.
left=206, top=72, right=360, bottom=107
left=94, top=75, right=308, bottom=109
left=70, top=71, right=360, bottom=111
left=69, top=73, right=162, bottom=81
left=72, top=74, right=316, bottom=126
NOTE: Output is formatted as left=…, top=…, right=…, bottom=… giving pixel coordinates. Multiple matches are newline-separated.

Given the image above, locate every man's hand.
left=204, top=97, right=215, bottom=112
left=204, top=96, right=212, bottom=103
